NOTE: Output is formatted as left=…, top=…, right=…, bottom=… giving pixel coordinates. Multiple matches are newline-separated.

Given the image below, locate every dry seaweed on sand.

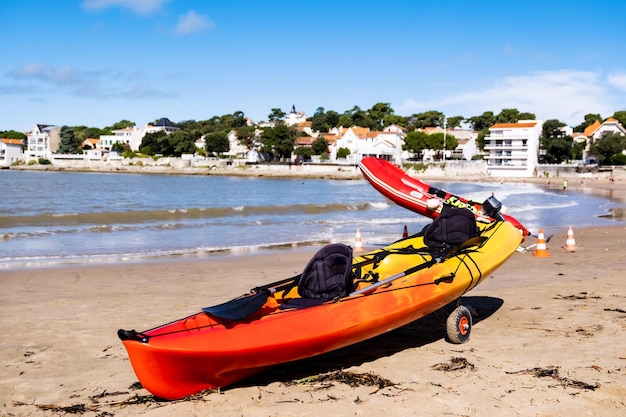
left=285, top=370, right=397, bottom=389
left=431, top=357, right=475, bottom=372
left=13, top=387, right=217, bottom=414
left=506, top=366, right=600, bottom=391
left=554, top=292, right=601, bottom=300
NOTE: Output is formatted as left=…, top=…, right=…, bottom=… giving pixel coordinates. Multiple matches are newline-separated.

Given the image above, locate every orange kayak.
left=118, top=220, right=522, bottom=399
left=359, top=157, right=530, bottom=236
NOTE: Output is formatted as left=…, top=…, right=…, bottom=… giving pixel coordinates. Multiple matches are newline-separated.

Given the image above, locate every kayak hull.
left=358, top=157, right=530, bottom=236
left=120, top=221, right=522, bottom=399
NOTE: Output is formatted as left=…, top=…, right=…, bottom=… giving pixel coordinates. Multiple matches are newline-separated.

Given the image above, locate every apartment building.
left=484, top=120, right=543, bottom=177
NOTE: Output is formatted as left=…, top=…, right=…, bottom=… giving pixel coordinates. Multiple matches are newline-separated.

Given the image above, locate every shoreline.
left=9, top=160, right=626, bottom=184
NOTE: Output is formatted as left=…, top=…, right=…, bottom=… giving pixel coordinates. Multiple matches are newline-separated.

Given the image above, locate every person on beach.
left=563, top=179, right=568, bottom=191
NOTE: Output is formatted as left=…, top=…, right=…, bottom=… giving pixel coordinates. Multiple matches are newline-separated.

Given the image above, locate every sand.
left=2, top=182, right=626, bottom=416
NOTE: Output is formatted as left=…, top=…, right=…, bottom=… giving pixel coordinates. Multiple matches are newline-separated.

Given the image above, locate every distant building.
left=484, top=120, right=543, bottom=177
left=26, top=124, right=60, bottom=161
left=284, top=105, right=307, bottom=126
left=583, top=117, right=626, bottom=143
left=98, top=118, right=179, bottom=151
left=329, top=126, right=404, bottom=165
left=0, top=138, right=24, bottom=166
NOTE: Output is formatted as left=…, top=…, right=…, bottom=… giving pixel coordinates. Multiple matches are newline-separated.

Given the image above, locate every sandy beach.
left=2, top=181, right=626, bottom=416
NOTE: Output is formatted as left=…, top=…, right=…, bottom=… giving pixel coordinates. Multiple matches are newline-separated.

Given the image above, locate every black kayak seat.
left=281, top=243, right=353, bottom=309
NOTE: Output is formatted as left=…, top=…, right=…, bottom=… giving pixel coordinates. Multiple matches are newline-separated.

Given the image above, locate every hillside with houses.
left=2, top=106, right=626, bottom=179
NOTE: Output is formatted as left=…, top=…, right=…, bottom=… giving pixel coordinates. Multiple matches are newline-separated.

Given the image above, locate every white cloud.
left=397, top=69, right=623, bottom=126
left=6, top=62, right=170, bottom=100
left=82, top=0, right=171, bottom=15
left=607, top=71, right=626, bottom=91
left=174, top=11, right=214, bottom=35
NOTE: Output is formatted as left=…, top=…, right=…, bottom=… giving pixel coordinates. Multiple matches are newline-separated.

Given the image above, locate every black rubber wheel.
left=446, top=305, right=472, bottom=344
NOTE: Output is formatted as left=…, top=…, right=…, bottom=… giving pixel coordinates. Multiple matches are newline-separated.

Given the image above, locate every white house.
left=0, top=138, right=24, bottom=166
left=284, top=105, right=307, bottom=126
left=484, top=120, right=543, bottom=177
left=99, top=118, right=179, bottom=151
left=583, top=117, right=626, bottom=143
left=26, top=124, right=60, bottom=161
left=329, top=126, right=404, bottom=165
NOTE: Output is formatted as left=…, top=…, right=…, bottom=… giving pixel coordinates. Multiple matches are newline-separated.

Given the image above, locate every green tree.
left=403, top=131, right=430, bottom=155
left=235, top=125, right=257, bottom=150
left=139, top=131, right=167, bottom=155
left=588, top=133, right=626, bottom=165
left=337, top=147, right=350, bottom=158
left=107, top=120, right=135, bottom=130
left=231, top=111, right=247, bottom=128
left=0, top=130, right=26, bottom=140
left=204, top=131, right=230, bottom=155
left=260, top=124, right=297, bottom=160
left=446, top=116, right=465, bottom=129
left=311, top=137, right=329, bottom=155
left=540, top=119, right=572, bottom=163
left=367, top=102, right=394, bottom=129
left=495, top=108, right=536, bottom=124
left=347, top=106, right=372, bottom=128
left=57, top=125, right=81, bottom=154
left=409, top=110, right=444, bottom=129
left=268, top=108, right=286, bottom=123
left=169, top=130, right=198, bottom=156
left=338, top=113, right=353, bottom=127
left=467, top=111, right=496, bottom=131
left=293, top=146, right=312, bottom=157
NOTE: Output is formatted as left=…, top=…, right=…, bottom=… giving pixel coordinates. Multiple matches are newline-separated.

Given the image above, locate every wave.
left=0, top=202, right=387, bottom=229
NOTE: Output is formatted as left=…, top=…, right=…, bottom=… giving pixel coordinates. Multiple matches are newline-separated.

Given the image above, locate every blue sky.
left=2, top=0, right=625, bottom=132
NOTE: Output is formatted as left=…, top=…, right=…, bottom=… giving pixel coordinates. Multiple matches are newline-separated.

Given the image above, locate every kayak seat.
left=281, top=243, right=353, bottom=309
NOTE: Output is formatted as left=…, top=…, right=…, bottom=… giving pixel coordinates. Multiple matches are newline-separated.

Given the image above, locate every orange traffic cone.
left=533, top=228, right=550, bottom=257
left=354, top=228, right=363, bottom=252
left=564, top=225, right=577, bottom=252
left=402, top=225, right=409, bottom=238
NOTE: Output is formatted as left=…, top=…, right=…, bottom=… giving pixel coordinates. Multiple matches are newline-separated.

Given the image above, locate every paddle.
left=201, top=246, right=431, bottom=320
left=349, top=236, right=487, bottom=297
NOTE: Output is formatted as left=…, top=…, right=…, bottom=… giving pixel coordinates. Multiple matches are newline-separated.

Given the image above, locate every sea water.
left=1, top=170, right=624, bottom=269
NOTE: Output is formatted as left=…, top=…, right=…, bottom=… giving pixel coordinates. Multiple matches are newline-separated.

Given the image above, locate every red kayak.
left=359, top=157, right=530, bottom=236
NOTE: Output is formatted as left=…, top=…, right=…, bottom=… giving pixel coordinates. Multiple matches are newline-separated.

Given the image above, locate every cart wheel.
left=446, top=305, right=472, bottom=344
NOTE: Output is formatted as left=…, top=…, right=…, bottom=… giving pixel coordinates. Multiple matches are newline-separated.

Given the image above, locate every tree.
left=588, top=133, right=626, bottom=165
left=337, top=147, right=350, bottom=158
left=259, top=124, right=297, bottom=160
left=367, top=102, right=394, bottom=129
left=139, top=131, right=167, bottom=155
left=0, top=130, right=27, bottom=146
left=235, top=125, right=257, bottom=150
left=57, top=125, right=81, bottom=154
left=467, top=111, right=496, bottom=131
left=409, top=110, right=444, bottom=129
left=495, top=108, right=535, bottom=124
left=347, top=106, right=372, bottom=128
left=204, top=131, right=230, bottom=155
left=169, top=130, right=198, bottom=156
left=107, top=120, right=135, bottom=130
left=231, top=111, right=247, bottom=128
left=311, top=137, right=329, bottom=155
left=540, top=119, right=572, bottom=163
left=403, top=131, right=430, bottom=155
left=268, top=108, right=286, bottom=123
left=446, top=116, right=465, bottom=129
